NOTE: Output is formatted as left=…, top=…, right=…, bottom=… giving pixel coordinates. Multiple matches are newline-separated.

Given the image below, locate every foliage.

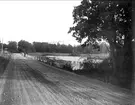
left=1, top=41, right=97, bottom=54
left=18, top=40, right=35, bottom=53
left=33, top=41, right=94, bottom=54
left=68, top=0, right=133, bottom=66
left=7, top=41, right=18, bottom=53
left=0, top=43, right=8, bottom=50
left=68, top=0, right=132, bottom=47
left=68, top=0, right=134, bottom=88
left=63, top=61, right=73, bottom=71
left=82, top=57, right=100, bottom=70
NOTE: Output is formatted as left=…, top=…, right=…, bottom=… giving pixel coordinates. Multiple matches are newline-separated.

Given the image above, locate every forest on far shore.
left=0, top=40, right=107, bottom=54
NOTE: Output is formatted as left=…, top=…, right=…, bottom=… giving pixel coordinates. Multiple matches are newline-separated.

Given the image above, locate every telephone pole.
left=1, top=38, right=3, bottom=54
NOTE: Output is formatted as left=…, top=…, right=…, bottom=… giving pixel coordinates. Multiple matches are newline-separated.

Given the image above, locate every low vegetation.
left=33, top=53, right=130, bottom=89
left=0, top=54, right=10, bottom=74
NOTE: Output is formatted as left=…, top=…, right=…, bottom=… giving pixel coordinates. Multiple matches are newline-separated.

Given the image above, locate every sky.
left=0, top=1, right=81, bottom=45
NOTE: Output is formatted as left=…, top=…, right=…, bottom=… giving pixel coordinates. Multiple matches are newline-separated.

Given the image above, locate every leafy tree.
left=33, top=41, right=105, bottom=54
left=33, top=42, right=49, bottom=52
left=18, top=40, right=35, bottom=53
left=33, top=42, right=73, bottom=53
left=8, top=41, right=18, bottom=53
left=68, top=0, right=134, bottom=88
left=0, top=43, right=8, bottom=50
left=3, top=44, right=8, bottom=49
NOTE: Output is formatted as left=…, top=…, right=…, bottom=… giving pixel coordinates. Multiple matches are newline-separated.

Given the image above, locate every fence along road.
left=0, top=53, right=133, bottom=105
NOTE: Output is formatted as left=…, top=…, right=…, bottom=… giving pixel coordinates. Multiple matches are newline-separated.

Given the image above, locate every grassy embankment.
left=0, top=54, right=10, bottom=75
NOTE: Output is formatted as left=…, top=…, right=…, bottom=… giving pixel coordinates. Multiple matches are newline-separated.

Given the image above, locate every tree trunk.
left=122, top=35, right=133, bottom=89
left=101, top=29, right=117, bottom=76
left=109, top=42, right=117, bottom=76
left=101, top=29, right=118, bottom=77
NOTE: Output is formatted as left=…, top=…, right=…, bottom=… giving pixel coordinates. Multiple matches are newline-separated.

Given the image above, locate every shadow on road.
left=0, top=56, right=60, bottom=89
left=21, top=63, right=58, bottom=87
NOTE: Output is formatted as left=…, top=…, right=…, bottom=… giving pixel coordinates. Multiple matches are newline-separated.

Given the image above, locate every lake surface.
left=46, top=56, right=86, bottom=62
left=46, top=55, right=104, bottom=63
left=46, top=55, right=105, bottom=70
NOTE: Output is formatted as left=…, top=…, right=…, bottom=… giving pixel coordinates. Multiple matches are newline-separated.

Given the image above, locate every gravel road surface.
left=0, top=53, right=133, bottom=105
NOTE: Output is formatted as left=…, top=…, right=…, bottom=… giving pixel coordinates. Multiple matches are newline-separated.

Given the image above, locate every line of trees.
left=0, top=40, right=101, bottom=54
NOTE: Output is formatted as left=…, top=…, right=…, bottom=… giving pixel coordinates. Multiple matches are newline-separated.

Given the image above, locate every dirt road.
left=0, top=53, right=133, bottom=105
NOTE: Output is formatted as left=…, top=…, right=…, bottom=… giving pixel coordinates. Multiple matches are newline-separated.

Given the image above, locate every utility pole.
left=0, top=38, right=3, bottom=54
left=2, top=38, right=3, bottom=54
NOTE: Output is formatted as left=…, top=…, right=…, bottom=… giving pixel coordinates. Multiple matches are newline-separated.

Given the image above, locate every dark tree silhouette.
left=18, top=40, right=35, bottom=53
left=68, top=0, right=134, bottom=89
left=7, top=41, right=18, bottom=53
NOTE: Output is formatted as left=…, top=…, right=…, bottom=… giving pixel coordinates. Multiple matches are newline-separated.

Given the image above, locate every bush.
left=63, top=61, right=72, bottom=71
left=82, top=58, right=100, bottom=71
left=0, top=55, right=10, bottom=73
left=81, top=57, right=114, bottom=83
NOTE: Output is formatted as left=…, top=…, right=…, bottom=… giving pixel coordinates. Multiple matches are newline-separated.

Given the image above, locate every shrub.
left=63, top=61, right=73, bottom=71
left=82, top=57, right=101, bottom=71
left=0, top=55, right=10, bottom=73
left=81, top=56, right=114, bottom=83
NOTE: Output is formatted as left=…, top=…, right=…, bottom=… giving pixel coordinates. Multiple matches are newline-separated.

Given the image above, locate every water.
left=46, top=55, right=104, bottom=70
left=46, top=56, right=86, bottom=62
left=46, top=55, right=104, bottom=63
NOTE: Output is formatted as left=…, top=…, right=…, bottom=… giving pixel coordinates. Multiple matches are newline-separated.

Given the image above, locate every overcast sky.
left=0, top=1, right=81, bottom=45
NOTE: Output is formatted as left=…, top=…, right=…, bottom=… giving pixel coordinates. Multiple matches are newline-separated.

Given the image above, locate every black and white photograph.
left=0, top=0, right=134, bottom=105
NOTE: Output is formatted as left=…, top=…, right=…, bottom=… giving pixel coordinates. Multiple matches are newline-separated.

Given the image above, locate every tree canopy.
left=18, top=40, right=35, bottom=53
left=1, top=40, right=99, bottom=54
left=68, top=0, right=133, bottom=48
left=68, top=0, right=134, bottom=89
left=8, top=41, right=18, bottom=53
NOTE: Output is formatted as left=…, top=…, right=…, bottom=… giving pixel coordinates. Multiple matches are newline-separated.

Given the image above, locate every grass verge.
left=0, top=55, right=10, bottom=75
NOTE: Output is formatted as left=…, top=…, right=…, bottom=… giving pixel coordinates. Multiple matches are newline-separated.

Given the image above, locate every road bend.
left=0, top=53, right=133, bottom=105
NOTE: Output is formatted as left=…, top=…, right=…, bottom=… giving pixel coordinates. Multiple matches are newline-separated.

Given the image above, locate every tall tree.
left=68, top=0, right=134, bottom=88
left=18, top=40, right=35, bottom=53
left=8, top=41, right=18, bottom=53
